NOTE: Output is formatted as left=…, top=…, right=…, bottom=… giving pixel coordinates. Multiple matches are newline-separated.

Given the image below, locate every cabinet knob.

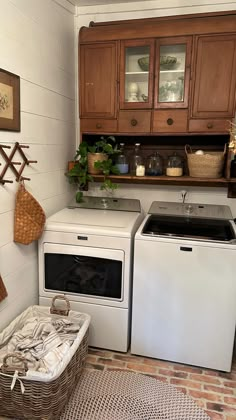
left=96, top=123, right=102, bottom=129
left=131, top=119, right=138, bottom=127
left=207, top=122, right=213, bottom=129
left=167, top=118, right=174, bottom=126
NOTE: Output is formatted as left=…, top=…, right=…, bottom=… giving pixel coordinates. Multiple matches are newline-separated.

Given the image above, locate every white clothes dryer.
left=39, top=196, right=143, bottom=352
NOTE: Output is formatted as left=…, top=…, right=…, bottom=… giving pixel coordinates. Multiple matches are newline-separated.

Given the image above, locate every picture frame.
left=0, top=68, right=20, bottom=131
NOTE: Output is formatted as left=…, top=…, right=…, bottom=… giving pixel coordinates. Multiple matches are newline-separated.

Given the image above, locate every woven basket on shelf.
left=14, top=182, right=46, bottom=245
left=185, top=144, right=226, bottom=178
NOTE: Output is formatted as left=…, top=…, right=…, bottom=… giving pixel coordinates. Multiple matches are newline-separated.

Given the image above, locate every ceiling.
left=72, top=0, right=144, bottom=6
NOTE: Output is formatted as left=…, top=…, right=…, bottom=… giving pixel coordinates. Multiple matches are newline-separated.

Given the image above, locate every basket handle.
left=50, top=295, right=70, bottom=316
left=185, top=144, right=193, bottom=155
left=1, top=352, right=28, bottom=376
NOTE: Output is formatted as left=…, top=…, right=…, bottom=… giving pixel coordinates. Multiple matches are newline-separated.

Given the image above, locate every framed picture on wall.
left=0, top=68, right=20, bottom=131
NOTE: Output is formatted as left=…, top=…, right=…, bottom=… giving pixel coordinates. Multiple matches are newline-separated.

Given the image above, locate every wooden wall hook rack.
left=0, top=142, right=38, bottom=185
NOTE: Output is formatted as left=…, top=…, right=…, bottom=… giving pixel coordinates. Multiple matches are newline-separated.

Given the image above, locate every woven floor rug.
left=60, top=370, right=210, bottom=420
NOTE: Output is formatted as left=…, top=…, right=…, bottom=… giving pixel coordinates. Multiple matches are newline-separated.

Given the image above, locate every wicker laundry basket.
left=0, top=295, right=90, bottom=419
left=185, top=144, right=226, bottom=178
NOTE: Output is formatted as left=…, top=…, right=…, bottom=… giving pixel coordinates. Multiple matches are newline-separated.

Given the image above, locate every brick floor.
left=85, top=348, right=236, bottom=420
left=1, top=350, right=235, bottom=420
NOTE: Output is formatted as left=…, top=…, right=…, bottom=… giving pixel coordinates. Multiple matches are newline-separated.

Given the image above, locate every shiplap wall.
left=76, top=0, right=236, bottom=25
left=0, top=0, right=76, bottom=330
left=76, top=0, right=236, bottom=216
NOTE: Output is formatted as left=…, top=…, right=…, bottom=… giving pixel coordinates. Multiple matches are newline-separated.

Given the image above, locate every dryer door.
left=42, top=243, right=124, bottom=305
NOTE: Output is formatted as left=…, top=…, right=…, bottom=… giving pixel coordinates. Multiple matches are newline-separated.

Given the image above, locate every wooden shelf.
left=92, top=174, right=236, bottom=197
left=93, top=174, right=233, bottom=187
left=160, top=70, right=184, bottom=73
left=125, top=71, right=149, bottom=75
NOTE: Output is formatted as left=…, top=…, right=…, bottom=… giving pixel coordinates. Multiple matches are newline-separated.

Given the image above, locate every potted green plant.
left=66, top=136, right=120, bottom=202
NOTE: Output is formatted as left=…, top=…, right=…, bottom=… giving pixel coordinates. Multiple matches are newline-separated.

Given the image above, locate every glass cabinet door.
left=120, top=40, right=154, bottom=109
left=154, top=37, right=192, bottom=109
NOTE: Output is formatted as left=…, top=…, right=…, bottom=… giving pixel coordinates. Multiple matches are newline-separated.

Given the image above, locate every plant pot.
left=68, top=161, right=76, bottom=171
left=88, top=152, right=108, bottom=175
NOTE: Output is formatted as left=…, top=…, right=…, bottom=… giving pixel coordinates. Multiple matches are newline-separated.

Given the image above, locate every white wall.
left=0, top=0, right=76, bottom=330
left=76, top=0, right=236, bottom=216
left=76, top=0, right=236, bottom=25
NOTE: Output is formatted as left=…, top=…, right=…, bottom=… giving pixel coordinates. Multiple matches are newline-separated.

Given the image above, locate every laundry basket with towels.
left=0, top=295, right=90, bottom=419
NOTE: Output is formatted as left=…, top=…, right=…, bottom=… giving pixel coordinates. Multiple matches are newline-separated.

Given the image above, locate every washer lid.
left=148, top=201, right=233, bottom=220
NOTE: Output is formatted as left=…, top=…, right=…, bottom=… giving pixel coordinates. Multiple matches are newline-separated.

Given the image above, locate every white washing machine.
left=131, top=201, right=236, bottom=372
left=38, top=196, right=143, bottom=352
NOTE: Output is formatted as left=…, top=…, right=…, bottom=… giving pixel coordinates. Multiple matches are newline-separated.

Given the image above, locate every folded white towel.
left=0, top=316, right=80, bottom=374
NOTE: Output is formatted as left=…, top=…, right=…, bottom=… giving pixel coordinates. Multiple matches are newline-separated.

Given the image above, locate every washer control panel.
left=148, top=201, right=233, bottom=220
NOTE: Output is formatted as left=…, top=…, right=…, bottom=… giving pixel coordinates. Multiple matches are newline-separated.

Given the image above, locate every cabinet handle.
left=131, top=119, right=138, bottom=126
left=167, top=118, right=174, bottom=126
left=96, top=123, right=102, bottom=129
left=207, top=122, right=213, bottom=129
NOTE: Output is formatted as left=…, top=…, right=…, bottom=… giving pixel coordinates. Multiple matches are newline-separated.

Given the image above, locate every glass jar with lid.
left=130, top=143, right=143, bottom=175
left=146, top=152, right=163, bottom=176
left=116, top=143, right=129, bottom=174
left=166, top=152, right=183, bottom=177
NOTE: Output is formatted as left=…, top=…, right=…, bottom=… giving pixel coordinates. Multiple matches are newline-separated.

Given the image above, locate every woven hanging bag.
left=14, top=182, right=46, bottom=245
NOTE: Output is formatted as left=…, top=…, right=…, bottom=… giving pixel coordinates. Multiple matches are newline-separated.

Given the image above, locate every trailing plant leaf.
left=100, top=178, right=118, bottom=192
left=110, top=164, right=120, bottom=175
left=66, top=161, right=93, bottom=188
left=74, top=141, right=89, bottom=161
left=88, top=136, right=120, bottom=156
left=65, top=135, right=120, bottom=198
left=94, top=158, right=120, bottom=192
left=76, top=191, right=84, bottom=203
left=94, top=158, right=120, bottom=176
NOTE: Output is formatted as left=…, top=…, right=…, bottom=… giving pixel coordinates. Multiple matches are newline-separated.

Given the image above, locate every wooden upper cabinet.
left=119, top=39, right=155, bottom=109
left=79, top=13, right=236, bottom=137
left=191, top=35, right=236, bottom=119
left=154, top=36, right=192, bottom=109
left=79, top=42, right=117, bottom=119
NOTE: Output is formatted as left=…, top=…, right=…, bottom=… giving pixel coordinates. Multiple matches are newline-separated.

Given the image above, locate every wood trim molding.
left=89, top=10, right=236, bottom=27
left=80, top=13, right=236, bottom=43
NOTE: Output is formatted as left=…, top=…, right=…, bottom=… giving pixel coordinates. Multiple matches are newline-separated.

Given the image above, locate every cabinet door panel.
left=154, top=37, right=192, bottom=109
left=80, top=43, right=117, bottom=118
left=192, top=35, right=236, bottom=118
left=120, top=39, right=154, bottom=110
